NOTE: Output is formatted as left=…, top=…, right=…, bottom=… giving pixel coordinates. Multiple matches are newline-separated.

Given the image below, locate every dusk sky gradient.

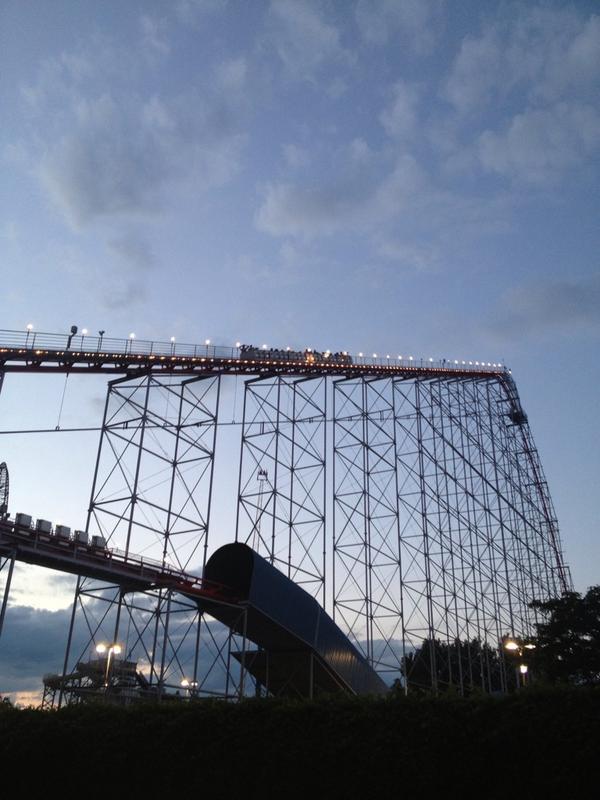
left=1, top=0, right=599, bottom=702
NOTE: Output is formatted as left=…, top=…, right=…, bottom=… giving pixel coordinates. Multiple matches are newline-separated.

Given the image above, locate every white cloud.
left=255, top=153, right=426, bottom=238
left=355, top=0, right=440, bottom=53
left=0, top=221, right=18, bottom=243
left=444, top=9, right=600, bottom=113
left=33, top=82, right=245, bottom=228
left=255, top=180, right=363, bottom=238
left=440, top=8, right=600, bottom=189
left=348, top=138, right=372, bottom=163
left=327, top=76, right=348, bottom=99
left=443, top=29, right=502, bottom=114
left=141, top=95, right=176, bottom=132
left=282, top=143, right=310, bottom=169
left=374, top=237, right=440, bottom=272
left=380, top=81, right=419, bottom=141
left=565, top=15, right=600, bottom=87
left=372, top=155, right=426, bottom=219
left=215, top=57, right=247, bottom=92
left=266, top=0, right=350, bottom=81
left=478, top=102, right=600, bottom=184
left=176, top=0, right=227, bottom=26
left=16, top=25, right=250, bottom=230
left=109, top=234, right=156, bottom=273
left=140, top=14, right=170, bottom=57
left=490, top=275, right=600, bottom=339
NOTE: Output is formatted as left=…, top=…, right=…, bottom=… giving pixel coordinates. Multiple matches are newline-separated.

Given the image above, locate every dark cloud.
left=0, top=601, right=233, bottom=697
left=39, top=91, right=245, bottom=228
left=101, top=234, right=155, bottom=309
left=489, top=275, right=600, bottom=339
left=0, top=598, right=402, bottom=697
left=0, top=605, right=76, bottom=693
left=102, top=281, right=146, bottom=310
left=109, top=234, right=156, bottom=273
left=256, top=154, right=425, bottom=239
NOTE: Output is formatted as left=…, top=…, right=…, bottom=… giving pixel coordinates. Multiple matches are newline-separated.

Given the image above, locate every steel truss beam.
left=53, top=373, right=222, bottom=706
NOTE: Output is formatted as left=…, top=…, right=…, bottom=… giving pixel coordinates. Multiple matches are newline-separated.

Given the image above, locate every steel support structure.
left=52, top=373, right=222, bottom=706
left=0, top=354, right=571, bottom=701
left=332, top=374, right=569, bottom=693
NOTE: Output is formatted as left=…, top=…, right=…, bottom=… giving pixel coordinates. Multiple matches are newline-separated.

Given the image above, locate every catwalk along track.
left=0, top=328, right=508, bottom=381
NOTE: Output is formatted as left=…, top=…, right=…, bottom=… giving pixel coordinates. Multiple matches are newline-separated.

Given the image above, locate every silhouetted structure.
left=0, top=329, right=571, bottom=702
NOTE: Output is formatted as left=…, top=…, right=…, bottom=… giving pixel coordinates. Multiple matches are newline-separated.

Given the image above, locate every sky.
left=1, top=0, right=599, bottom=703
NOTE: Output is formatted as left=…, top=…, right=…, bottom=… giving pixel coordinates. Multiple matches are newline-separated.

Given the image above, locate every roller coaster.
left=0, top=327, right=570, bottom=704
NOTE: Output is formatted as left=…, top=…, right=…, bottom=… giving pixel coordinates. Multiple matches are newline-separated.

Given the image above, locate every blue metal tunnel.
left=201, top=542, right=388, bottom=698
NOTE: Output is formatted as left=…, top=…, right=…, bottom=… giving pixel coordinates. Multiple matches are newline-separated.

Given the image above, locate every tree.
left=0, top=695, right=13, bottom=711
left=530, top=585, right=600, bottom=685
left=400, top=637, right=505, bottom=695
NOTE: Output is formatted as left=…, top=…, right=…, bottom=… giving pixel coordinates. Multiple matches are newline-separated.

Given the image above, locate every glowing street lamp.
left=180, top=678, right=199, bottom=698
left=503, top=637, right=536, bottom=688
left=96, top=642, right=122, bottom=689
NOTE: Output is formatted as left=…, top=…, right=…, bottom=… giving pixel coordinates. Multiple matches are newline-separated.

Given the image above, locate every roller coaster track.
left=0, top=328, right=504, bottom=379
left=0, top=517, right=235, bottom=605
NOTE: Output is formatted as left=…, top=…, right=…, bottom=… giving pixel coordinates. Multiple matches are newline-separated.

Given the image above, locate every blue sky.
left=1, top=0, right=599, bottom=702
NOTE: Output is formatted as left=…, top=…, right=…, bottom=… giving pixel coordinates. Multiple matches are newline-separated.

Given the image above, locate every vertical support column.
left=413, top=380, right=438, bottom=690
left=456, top=378, right=495, bottom=691
left=467, top=379, right=509, bottom=692
left=0, top=551, right=16, bottom=640
left=427, top=379, right=466, bottom=694
left=333, top=376, right=403, bottom=682
left=393, top=377, right=444, bottom=691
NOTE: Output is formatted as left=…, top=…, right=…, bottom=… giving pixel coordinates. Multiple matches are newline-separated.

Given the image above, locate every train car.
left=239, top=345, right=353, bottom=366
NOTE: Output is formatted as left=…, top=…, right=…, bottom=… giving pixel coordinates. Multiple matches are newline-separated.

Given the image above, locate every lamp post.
left=503, top=637, right=536, bottom=689
left=96, top=643, right=122, bottom=690
left=180, top=678, right=199, bottom=700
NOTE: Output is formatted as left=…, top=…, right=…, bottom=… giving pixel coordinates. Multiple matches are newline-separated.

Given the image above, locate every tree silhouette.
left=530, top=585, right=600, bottom=685
left=400, top=638, right=505, bottom=695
